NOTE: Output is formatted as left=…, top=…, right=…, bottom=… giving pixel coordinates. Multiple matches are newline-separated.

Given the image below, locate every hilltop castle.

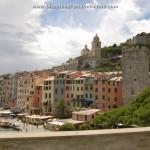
left=63, top=34, right=102, bottom=70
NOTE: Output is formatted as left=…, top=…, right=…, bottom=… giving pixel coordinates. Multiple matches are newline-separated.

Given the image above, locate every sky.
left=0, top=0, right=149, bottom=74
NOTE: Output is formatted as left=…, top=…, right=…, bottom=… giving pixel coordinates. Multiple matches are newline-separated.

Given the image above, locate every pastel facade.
left=72, top=109, right=100, bottom=122
left=95, top=76, right=123, bottom=110
left=0, top=78, right=4, bottom=107
left=30, top=85, right=43, bottom=114
left=64, top=71, right=82, bottom=104
left=42, top=72, right=66, bottom=114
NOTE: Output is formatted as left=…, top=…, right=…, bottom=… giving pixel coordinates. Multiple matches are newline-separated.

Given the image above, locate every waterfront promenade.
left=0, top=118, right=48, bottom=133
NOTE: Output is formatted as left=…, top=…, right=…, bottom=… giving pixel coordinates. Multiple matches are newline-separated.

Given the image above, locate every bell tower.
left=92, top=34, right=101, bottom=66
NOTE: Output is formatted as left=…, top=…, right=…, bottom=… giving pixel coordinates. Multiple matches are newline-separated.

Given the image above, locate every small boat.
left=0, top=120, right=11, bottom=128
left=9, top=123, right=22, bottom=131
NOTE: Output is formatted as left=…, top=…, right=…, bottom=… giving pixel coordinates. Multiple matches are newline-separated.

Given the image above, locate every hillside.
left=97, top=43, right=124, bottom=72
left=93, top=87, right=150, bottom=128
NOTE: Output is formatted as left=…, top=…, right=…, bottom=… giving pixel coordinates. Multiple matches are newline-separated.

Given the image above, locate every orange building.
left=30, top=78, right=44, bottom=114
left=95, top=76, right=123, bottom=110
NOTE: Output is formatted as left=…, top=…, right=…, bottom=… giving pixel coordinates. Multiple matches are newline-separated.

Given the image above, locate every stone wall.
left=0, top=127, right=150, bottom=150
left=122, top=45, right=150, bottom=104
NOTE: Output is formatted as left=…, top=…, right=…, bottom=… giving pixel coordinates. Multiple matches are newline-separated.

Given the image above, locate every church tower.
left=91, top=34, right=101, bottom=66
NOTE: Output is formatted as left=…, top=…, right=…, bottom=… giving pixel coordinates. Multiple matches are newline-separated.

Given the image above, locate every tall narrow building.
left=91, top=34, right=102, bottom=67
left=122, top=33, right=150, bottom=104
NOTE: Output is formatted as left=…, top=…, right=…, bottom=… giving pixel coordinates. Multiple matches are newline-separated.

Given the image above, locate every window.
left=66, top=86, right=69, bottom=90
left=71, top=94, right=73, bottom=98
left=85, top=86, right=88, bottom=90
left=95, top=80, right=98, bottom=84
left=102, top=88, right=105, bottom=92
left=85, top=94, right=88, bottom=98
left=114, top=97, right=118, bottom=102
left=95, top=88, right=98, bottom=92
left=67, top=94, right=69, bottom=98
left=95, top=95, right=98, bottom=100
left=113, top=81, right=115, bottom=86
left=108, top=88, right=111, bottom=93
left=49, top=93, right=51, bottom=99
left=55, top=89, right=57, bottom=94
left=77, top=87, right=79, bottom=91
left=45, top=93, right=47, bottom=99
left=85, top=115, right=87, bottom=121
left=61, top=89, right=63, bottom=94
left=77, top=95, right=80, bottom=99
left=90, top=94, right=92, bottom=98
left=81, top=87, right=83, bottom=91
left=114, top=88, right=117, bottom=93
left=90, top=86, right=93, bottom=90
left=102, top=95, right=105, bottom=100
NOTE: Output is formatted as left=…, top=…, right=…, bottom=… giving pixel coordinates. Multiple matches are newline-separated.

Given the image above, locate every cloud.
left=0, top=0, right=149, bottom=74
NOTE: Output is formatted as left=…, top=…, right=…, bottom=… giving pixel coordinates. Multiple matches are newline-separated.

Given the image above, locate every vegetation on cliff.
left=93, top=87, right=150, bottom=129
left=97, top=43, right=124, bottom=72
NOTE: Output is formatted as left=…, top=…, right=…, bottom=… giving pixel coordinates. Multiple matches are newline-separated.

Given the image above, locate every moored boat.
left=0, top=120, right=11, bottom=128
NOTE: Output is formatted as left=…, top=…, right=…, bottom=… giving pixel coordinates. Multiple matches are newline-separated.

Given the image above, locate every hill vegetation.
left=93, top=87, right=150, bottom=129
left=97, top=42, right=127, bottom=72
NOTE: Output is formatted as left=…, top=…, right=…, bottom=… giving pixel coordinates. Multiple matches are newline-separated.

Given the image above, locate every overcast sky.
left=0, top=0, right=149, bottom=74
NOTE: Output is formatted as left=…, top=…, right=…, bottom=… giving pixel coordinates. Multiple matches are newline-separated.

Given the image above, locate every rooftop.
left=110, top=76, right=122, bottom=81
left=73, top=109, right=100, bottom=115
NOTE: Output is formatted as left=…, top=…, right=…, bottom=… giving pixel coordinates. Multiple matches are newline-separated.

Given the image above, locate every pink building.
left=72, top=109, right=100, bottom=122
left=64, top=71, right=82, bottom=104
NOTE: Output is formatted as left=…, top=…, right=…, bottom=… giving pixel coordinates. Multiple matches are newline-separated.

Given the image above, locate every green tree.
left=79, top=123, right=92, bottom=130
left=59, top=123, right=76, bottom=131
left=53, top=99, right=72, bottom=119
left=93, top=87, right=150, bottom=128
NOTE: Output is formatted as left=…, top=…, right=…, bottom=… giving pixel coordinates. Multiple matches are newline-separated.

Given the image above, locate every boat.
left=0, top=120, right=11, bottom=128
left=9, top=123, right=22, bottom=131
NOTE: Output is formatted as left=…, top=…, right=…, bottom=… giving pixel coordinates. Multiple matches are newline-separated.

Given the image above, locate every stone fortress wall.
left=122, top=32, right=150, bottom=104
